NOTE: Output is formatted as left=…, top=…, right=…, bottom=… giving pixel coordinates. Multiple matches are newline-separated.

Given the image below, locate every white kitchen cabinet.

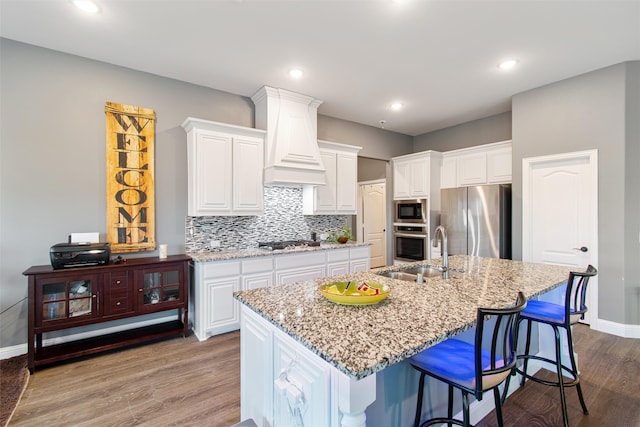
left=440, top=155, right=458, bottom=189
left=275, top=251, right=326, bottom=285
left=349, top=246, right=371, bottom=272
left=303, top=141, right=362, bottom=215
left=182, top=118, right=265, bottom=216
left=457, top=151, right=488, bottom=186
left=487, top=145, right=512, bottom=183
left=273, top=333, right=333, bottom=426
left=440, top=141, right=512, bottom=189
left=327, top=248, right=350, bottom=276
left=193, top=260, right=242, bottom=340
left=242, top=257, right=274, bottom=291
left=192, top=245, right=371, bottom=340
left=392, top=151, right=442, bottom=200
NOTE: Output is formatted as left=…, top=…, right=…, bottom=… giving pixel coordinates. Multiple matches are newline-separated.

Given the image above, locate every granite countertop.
left=188, top=241, right=371, bottom=262
left=233, top=255, right=574, bottom=380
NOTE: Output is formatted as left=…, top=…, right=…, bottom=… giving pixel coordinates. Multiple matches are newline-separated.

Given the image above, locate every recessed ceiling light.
left=498, top=59, right=519, bottom=71
left=289, top=69, right=304, bottom=79
left=390, top=102, right=403, bottom=111
left=72, top=0, right=100, bottom=13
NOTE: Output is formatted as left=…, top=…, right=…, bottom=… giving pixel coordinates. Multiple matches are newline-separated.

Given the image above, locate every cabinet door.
left=441, top=156, right=458, bottom=189
left=103, top=271, right=135, bottom=316
left=137, top=264, right=185, bottom=312
left=36, top=274, right=99, bottom=326
left=393, top=159, right=411, bottom=199
left=232, top=136, right=264, bottom=214
left=410, top=156, right=430, bottom=197
left=457, top=152, right=487, bottom=186
left=190, top=131, right=232, bottom=215
left=204, top=276, right=241, bottom=333
left=335, top=152, right=357, bottom=213
left=273, top=334, right=332, bottom=427
left=315, top=150, right=337, bottom=212
left=487, top=146, right=512, bottom=183
left=243, top=272, right=273, bottom=290
left=276, top=266, right=326, bottom=285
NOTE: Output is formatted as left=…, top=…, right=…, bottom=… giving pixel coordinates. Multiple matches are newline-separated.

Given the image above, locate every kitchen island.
left=234, top=255, right=574, bottom=427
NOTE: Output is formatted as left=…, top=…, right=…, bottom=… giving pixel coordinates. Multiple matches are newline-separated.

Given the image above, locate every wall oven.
left=394, top=199, right=427, bottom=223
left=394, top=224, right=429, bottom=262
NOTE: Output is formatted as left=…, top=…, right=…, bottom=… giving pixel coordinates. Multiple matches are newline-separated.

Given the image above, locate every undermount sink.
left=375, top=265, right=459, bottom=282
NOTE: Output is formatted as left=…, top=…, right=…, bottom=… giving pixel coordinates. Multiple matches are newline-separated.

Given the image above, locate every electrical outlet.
left=210, top=240, right=221, bottom=249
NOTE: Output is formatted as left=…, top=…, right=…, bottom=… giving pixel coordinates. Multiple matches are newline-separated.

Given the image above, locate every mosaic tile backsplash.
left=185, top=186, right=349, bottom=252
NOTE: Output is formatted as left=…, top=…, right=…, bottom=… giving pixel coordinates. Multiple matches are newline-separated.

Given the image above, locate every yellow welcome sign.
left=105, top=102, right=156, bottom=253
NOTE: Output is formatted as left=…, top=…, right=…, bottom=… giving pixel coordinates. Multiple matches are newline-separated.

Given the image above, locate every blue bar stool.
left=410, top=292, right=527, bottom=427
left=512, top=265, right=597, bottom=427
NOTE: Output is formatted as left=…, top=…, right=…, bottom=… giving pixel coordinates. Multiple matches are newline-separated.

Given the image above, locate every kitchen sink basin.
left=375, top=271, right=420, bottom=281
left=375, top=264, right=460, bottom=282
left=402, top=266, right=446, bottom=277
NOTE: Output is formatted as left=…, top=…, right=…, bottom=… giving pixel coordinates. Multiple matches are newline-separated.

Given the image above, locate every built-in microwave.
left=394, top=199, right=427, bottom=223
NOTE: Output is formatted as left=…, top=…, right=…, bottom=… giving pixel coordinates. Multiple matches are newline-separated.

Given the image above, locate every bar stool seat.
left=511, top=265, right=597, bottom=427
left=410, top=292, right=527, bottom=427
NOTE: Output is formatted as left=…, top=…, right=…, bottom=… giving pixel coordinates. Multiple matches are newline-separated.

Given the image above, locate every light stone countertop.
left=233, top=255, right=575, bottom=380
left=187, top=241, right=371, bottom=262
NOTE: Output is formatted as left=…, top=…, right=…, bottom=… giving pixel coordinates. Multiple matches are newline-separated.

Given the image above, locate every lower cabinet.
left=241, top=307, right=337, bottom=427
left=24, top=255, right=190, bottom=373
left=192, top=246, right=371, bottom=341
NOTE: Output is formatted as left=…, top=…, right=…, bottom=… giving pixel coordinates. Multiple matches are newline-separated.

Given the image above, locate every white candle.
left=159, top=244, right=168, bottom=259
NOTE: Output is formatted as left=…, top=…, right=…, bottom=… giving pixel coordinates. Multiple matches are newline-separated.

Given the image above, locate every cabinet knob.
left=116, top=280, right=121, bottom=284
left=138, top=288, right=143, bottom=292
left=116, top=302, right=121, bottom=306
left=92, top=294, right=97, bottom=298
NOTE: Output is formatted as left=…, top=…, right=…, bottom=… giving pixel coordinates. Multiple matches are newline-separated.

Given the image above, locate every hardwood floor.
left=11, top=331, right=241, bottom=427
left=10, top=324, right=640, bottom=427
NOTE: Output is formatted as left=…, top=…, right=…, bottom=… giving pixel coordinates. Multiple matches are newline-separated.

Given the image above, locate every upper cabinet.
left=441, top=141, right=512, bottom=189
left=182, top=118, right=266, bottom=216
left=392, top=151, right=442, bottom=200
left=303, top=141, right=362, bottom=215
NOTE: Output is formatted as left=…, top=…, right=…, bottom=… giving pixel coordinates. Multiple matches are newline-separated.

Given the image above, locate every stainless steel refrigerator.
left=440, top=184, right=512, bottom=259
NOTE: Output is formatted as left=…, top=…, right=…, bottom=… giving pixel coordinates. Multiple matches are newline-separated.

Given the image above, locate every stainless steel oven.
left=394, top=199, right=427, bottom=223
left=394, top=224, right=428, bottom=262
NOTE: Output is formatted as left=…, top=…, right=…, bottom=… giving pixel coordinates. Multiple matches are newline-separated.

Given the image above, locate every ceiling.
left=1, top=0, right=639, bottom=136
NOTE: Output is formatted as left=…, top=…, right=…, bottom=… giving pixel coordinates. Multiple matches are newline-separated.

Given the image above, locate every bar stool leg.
left=462, top=392, right=470, bottom=427
left=493, top=387, right=505, bottom=427
left=414, top=372, right=426, bottom=427
left=552, top=326, right=570, bottom=427
left=448, top=385, right=454, bottom=427
left=566, top=327, right=589, bottom=415
left=520, top=319, right=533, bottom=387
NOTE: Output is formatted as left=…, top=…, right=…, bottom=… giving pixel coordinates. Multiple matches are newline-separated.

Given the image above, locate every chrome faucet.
left=434, top=225, right=448, bottom=276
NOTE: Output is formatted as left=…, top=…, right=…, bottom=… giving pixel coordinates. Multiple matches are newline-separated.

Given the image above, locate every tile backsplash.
left=185, top=186, right=349, bottom=252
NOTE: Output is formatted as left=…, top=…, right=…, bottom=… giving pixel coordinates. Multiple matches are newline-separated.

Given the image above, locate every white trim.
left=593, top=318, right=640, bottom=339
left=0, top=314, right=176, bottom=360
left=522, top=149, right=599, bottom=325
left=0, top=343, right=27, bottom=360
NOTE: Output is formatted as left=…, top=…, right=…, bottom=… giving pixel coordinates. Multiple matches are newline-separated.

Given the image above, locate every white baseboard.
left=0, top=314, right=177, bottom=360
left=0, top=343, right=28, bottom=359
left=592, top=318, right=640, bottom=338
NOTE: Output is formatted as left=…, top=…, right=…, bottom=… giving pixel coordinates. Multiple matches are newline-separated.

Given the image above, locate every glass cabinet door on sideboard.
left=138, top=265, right=184, bottom=310
left=36, top=274, right=99, bottom=325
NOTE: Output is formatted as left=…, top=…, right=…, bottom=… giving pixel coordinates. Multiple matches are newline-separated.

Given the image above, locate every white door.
left=360, top=181, right=387, bottom=268
left=522, top=150, right=598, bottom=324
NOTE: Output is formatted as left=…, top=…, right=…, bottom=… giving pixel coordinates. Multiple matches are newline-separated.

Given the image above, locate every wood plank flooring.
left=10, top=324, right=640, bottom=426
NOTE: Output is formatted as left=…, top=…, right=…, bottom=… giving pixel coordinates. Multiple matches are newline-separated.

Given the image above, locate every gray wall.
left=512, top=62, right=639, bottom=325
left=413, top=111, right=512, bottom=152
left=0, top=38, right=410, bottom=348
left=357, top=157, right=388, bottom=183
left=413, top=62, right=639, bottom=326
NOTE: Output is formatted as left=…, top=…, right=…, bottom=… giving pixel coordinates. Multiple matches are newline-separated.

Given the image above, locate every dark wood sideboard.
left=23, top=255, right=191, bottom=373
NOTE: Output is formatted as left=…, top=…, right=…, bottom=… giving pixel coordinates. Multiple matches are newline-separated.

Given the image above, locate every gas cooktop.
left=258, top=240, right=321, bottom=250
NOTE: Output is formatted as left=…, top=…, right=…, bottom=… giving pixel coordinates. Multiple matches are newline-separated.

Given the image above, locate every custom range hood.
left=251, top=86, right=326, bottom=186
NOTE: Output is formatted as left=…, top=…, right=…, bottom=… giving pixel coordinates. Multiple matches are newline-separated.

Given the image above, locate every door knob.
left=573, top=246, right=588, bottom=252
